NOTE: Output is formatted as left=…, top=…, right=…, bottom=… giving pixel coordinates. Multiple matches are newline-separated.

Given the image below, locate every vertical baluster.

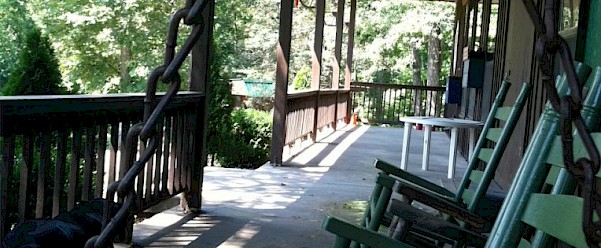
left=153, top=117, right=164, bottom=196
left=137, top=139, right=146, bottom=207
left=119, top=121, right=131, bottom=180
left=19, top=134, right=34, bottom=223
left=53, top=132, right=67, bottom=217
left=163, top=115, right=177, bottom=194
left=175, top=111, right=184, bottom=192
left=181, top=112, right=190, bottom=190
left=1, top=136, right=15, bottom=239
left=186, top=112, right=194, bottom=189
left=402, top=89, right=408, bottom=116
left=68, top=129, right=82, bottom=210
left=108, top=122, right=119, bottom=187
left=145, top=121, right=156, bottom=201
left=36, top=133, right=51, bottom=218
left=82, top=127, right=96, bottom=201
left=96, top=124, right=107, bottom=198
left=162, top=115, right=172, bottom=193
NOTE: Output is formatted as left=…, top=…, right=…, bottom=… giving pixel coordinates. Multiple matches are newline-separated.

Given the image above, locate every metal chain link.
left=524, top=0, right=601, bottom=246
left=85, top=0, right=208, bottom=247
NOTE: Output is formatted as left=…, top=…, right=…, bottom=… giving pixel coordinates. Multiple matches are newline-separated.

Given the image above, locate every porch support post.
left=480, top=0, right=492, bottom=53
left=453, top=0, right=467, bottom=76
left=332, top=0, right=345, bottom=90
left=312, top=0, right=325, bottom=90
left=271, top=0, right=294, bottom=165
left=469, top=1, right=478, bottom=50
left=345, top=0, right=356, bottom=118
left=331, top=0, right=345, bottom=129
left=344, top=0, right=356, bottom=90
left=311, top=0, right=326, bottom=142
left=188, top=0, right=215, bottom=210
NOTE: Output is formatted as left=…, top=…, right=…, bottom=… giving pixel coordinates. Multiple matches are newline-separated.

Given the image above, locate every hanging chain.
left=524, top=0, right=601, bottom=246
left=85, top=0, right=208, bottom=247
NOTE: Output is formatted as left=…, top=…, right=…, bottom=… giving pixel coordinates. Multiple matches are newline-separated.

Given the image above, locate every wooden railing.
left=0, top=92, right=205, bottom=240
left=285, top=89, right=350, bottom=145
left=350, top=82, right=446, bottom=124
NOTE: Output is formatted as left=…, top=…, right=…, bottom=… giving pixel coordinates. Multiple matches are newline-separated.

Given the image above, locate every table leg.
left=422, top=125, right=431, bottom=171
left=468, top=128, right=476, bottom=162
left=401, top=122, right=412, bottom=170
left=448, top=127, right=459, bottom=179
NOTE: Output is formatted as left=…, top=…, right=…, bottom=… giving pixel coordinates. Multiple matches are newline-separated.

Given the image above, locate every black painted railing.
left=0, top=92, right=205, bottom=241
left=350, top=82, right=446, bottom=124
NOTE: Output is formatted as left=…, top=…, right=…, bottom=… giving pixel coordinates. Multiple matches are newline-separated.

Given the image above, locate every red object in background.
left=295, top=0, right=299, bottom=8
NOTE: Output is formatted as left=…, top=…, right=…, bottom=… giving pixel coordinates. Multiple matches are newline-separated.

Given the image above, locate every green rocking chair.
left=322, top=64, right=601, bottom=248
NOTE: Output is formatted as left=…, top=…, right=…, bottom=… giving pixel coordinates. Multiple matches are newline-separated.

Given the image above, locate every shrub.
left=216, top=109, right=272, bottom=169
left=3, top=27, right=67, bottom=96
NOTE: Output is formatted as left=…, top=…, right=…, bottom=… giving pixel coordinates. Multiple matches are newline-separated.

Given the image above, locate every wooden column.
left=345, top=0, right=356, bottom=118
left=469, top=1, right=479, bottom=50
left=480, top=0, right=492, bottom=53
left=189, top=0, right=215, bottom=209
left=453, top=0, right=467, bottom=76
left=332, top=0, right=345, bottom=90
left=312, top=0, right=325, bottom=90
left=311, top=0, right=326, bottom=142
left=271, top=0, right=293, bottom=165
left=332, top=0, right=345, bottom=130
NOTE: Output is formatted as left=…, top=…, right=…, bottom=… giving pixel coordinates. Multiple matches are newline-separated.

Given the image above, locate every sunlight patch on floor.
left=143, top=216, right=220, bottom=247
left=318, top=125, right=369, bottom=166
left=216, top=222, right=261, bottom=247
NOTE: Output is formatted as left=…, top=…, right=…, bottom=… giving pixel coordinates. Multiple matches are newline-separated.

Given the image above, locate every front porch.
left=130, top=124, right=477, bottom=247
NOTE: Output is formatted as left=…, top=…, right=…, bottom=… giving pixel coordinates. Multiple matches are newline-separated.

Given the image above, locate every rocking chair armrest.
left=396, top=182, right=487, bottom=230
left=374, top=159, right=455, bottom=198
left=322, top=215, right=415, bottom=248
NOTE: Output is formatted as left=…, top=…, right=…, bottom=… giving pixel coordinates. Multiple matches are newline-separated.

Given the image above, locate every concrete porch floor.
left=130, top=124, right=475, bottom=247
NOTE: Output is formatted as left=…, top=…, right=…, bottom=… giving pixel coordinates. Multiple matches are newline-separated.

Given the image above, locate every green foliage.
left=28, top=0, right=189, bottom=93
left=206, top=40, right=236, bottom=166
left=354, top=1, right=455, bottom=84
left=3, top=27, right=67, bottom=95
left=216, top=109, right=272, bottom=169
left=293, top=66, right=312, bottom=90
left=0, top=0, right=34, bottom=88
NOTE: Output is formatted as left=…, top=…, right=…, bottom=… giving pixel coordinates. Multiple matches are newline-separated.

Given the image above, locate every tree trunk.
left=427, top=23, right=442, bottom=116
left=411, top=43, right=423, bottom=116
left=119, top=46, right=132, bottom=91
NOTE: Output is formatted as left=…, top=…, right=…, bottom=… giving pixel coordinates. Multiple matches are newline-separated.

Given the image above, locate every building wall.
left=492, top=0, right=537, bottom=189
left=492, top=0, right=596, bottom=189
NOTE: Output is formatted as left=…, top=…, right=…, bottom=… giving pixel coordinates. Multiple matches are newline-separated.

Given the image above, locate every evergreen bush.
left=3, top=27, right=67, bottom=96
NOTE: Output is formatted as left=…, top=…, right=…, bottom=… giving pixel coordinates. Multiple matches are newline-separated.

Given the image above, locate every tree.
left=411, top=42, right=423, bottom=115
left=3, top=27, right=67, bottom=95
left=0, top=0, right=35, bottom=88
left=426, top=23, right=442, bottom=116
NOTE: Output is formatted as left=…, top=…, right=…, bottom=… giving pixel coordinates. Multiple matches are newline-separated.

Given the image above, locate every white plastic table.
left=398, top=116, right=484, bottom=179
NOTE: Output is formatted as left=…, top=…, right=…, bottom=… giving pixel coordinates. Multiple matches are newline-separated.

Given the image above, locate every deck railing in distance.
left=350, top=82, right=446, bottom=125
left=285, top=89, right=350, bottom=145
left=0, top=92, right=205, bottom=240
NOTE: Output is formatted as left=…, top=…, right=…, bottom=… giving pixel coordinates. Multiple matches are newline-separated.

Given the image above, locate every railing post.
left=189, top=0, right=215, bottom=209
left=271, top=0, right=293, bottom=165
left=333, top=91, right=339, bottom=130
left=312, top=90, right=320, bottom=142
